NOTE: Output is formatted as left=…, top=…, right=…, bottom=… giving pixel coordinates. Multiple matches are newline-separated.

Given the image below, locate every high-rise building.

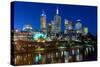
left=75, top=19, right=82, bottom=33
left=64, top=19, right=74, bottom=34
left=22, top=24, right=33, bottom=32
left=40, top=10, right=46, bottom=33
left=54, top=8, right=61, bottom=33
left=68, top=21, right=73, bottom=30
left=51, top=20, right=55, bottom=33
left=83, top=27, right=88, bottom=35
left=47, top=23, right=52, bottom=34
left=64, top=19, right=69, bottom=34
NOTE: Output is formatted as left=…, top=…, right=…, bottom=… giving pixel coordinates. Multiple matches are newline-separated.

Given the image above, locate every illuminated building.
left=47, top=23, right=52, bottom=34
left=64, top=19, right=74, bottom=34
left=75, top=19, right=82, bottom=33
left=14, top=31, right=33, bottom=41
left=67, top=21, right=73, bottom=31
left=54, top=8, right=61, bottom=33
left=33, top=32, right=47, bottom=42
left=22, top=24, right=33, bottom=32
left=11, top=6, right=96, bottom=65
left=83, top=27, right=88, bottom=35
left=51, top=20, right=55, bottom=34
left=64, top=19, right=69, bottom=34
left=40, top=10, right=46, bottom=33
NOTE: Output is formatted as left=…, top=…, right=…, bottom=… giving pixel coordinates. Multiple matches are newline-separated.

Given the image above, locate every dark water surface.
left=14, top=46, right=97, bottom=65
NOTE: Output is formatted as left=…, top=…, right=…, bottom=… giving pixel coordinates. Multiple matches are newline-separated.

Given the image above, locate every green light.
left=33, top=32, right=47, bottom=41
left=35, top=48, right=45, bottom=51
left=35, top=55, right=39, bottom=62
left=35, top=54, right=43, bottom=62
left=38, top=53, right=42, bottom=61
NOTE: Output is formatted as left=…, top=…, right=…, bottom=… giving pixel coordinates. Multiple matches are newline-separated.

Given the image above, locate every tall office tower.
left=40, top=10, right=46, bottom=33
left=64, top=19, right=69, bottom=34
left=22, top=24, right=33, bottom=32
left=54, top=8, right=61, bottom=33
left=68, top=21, right=73, bottom=30
left=51, top=20, right=55, bottom=34
left=83, top=27, right=88, bottom=35
left=75, top=19, right=82, bottom=33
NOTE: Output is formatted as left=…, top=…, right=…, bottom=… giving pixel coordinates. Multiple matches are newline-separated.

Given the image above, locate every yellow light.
left=37, top=39, right=40, bottom=42
left=42, top=40, right=45, bottom=43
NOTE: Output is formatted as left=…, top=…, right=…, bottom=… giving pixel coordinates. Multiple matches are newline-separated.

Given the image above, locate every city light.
left=12, top=2, right=97, bottom=65
left=35, top=46, right=45, bottom=51
left=33, top=32, right=47, bottom=42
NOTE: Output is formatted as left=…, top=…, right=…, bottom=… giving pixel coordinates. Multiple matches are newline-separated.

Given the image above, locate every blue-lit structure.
left=33, top=32, right=47, bottom=41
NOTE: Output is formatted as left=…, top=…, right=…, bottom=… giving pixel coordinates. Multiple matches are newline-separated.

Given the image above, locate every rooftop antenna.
left=56, top=8, right=59, bottom=15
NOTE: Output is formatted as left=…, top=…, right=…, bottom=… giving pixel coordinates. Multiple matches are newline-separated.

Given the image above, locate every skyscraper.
left=83, top=27, right=88, bottom=35
left=75, top=19, right=82, bottom=33
left=47, top=23, right=52, bottom=34
left=64, top=19, right=69, bottom=34
left=64, top=19, right=74, bottom=34
left=51, top=20, right=55, bottom=34
left=68, top=21, right=73, bottom=31
left=40, top=10, right=46, bottom=33
left=54, top=8, right=61, bottom=33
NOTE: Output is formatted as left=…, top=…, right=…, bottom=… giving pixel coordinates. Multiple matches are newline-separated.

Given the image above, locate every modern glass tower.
left=54, top=8, right=61, bottom=34
left=64, top=19, right=69, bottom=34
left=75, top=19, right=82, bottom=33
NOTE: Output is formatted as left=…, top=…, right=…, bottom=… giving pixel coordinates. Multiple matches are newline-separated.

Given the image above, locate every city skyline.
left=11, top=2, right=97, bottom=65
left=13, top=1, right=97, bottom=36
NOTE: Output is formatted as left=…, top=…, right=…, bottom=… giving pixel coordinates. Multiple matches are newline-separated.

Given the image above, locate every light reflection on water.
left=14, top=46, right=96, bottom=65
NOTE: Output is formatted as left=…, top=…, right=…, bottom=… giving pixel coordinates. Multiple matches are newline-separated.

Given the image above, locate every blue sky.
left=12, top=1, right=97, bottom=36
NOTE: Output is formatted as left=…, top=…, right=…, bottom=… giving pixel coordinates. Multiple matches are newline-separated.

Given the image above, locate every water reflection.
left=14, top=46, right=96, bottom=65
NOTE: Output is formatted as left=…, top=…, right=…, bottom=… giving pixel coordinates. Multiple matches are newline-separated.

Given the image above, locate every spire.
left=41, top=9, right=46, bottom=16
left=56, top=8, right=59, bottom=15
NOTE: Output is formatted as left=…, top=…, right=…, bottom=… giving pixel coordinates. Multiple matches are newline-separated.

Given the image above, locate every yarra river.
left=13, top=42, right=97, bottom=65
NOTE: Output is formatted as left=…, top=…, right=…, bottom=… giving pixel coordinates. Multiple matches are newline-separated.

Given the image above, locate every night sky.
left=12, top=1, right=97, bottom=36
